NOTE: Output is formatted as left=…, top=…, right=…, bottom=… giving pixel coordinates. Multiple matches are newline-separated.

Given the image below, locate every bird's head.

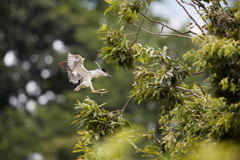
left=94, top=61, right=113, bottom=78
left=100, top=68, right=113, bottom=78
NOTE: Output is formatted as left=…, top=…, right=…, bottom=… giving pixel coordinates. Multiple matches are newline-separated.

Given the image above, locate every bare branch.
left=195, top=0, right=207, bottom=10
left=122, top=94, right=137, bottom=112
left=191, top=71, right=204, bottom=75
left=176, top=71, right=204, bottom=86
left=123, top=32, right=138, bottom=36
left=181, top=0, right=191, bottom=5
left=131, top=22, right=193, bottom=39
left=189, top=0, right=209, bottom=25
left=197, top=82, right=209, bottom=101
left=197, top=82, right=206, bottom=96
left=112, top=94, right=137, bottom=118
left=139, top=11, right=198, bottom=36
left=175, top=0, right=206, bottom=36
left=134, top=3, right=150, bottom=43
left=159, top=25, right=164, bottom=34
left=175, top=86, right=204, bottom=98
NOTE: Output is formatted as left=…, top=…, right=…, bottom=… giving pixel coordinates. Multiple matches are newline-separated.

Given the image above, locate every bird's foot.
left=96, top=88, right=107, bottom=92
left=92, top=89, right=109, bottom=96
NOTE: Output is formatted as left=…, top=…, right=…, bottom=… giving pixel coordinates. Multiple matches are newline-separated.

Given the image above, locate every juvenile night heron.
left=59, top=53, right=113, bottom=95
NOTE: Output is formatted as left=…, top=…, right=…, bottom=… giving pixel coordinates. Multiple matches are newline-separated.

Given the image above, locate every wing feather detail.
left=65, top=53, right=88, bottom=84
left=68, top=71, right=80, bottom=84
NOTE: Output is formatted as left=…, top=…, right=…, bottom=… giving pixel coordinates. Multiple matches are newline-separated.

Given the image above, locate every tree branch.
left=123, top=32, right=138, bottom=36
left=176, top=0, right=206, bottom=36
left=131, top=22, right=193, bottom=39
left=175, top=86, right=204, bottom=98
left=186, top=0, right=209, bottom=25
left=112, top=94, right=137, bottom=118
left=134, top=3, right=149, bottom=43
left=197, top=82, right=209, bottom=101
left=194, top=0, right=207, bottom=10
left=191, top=71, right=204, bottom=75
left=139, top=11, right=198, bottom=36
left=122, top=94, right=136, bottom=112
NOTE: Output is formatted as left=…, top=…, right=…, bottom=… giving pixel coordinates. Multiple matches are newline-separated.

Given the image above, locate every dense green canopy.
left=2, top=0, right=232, bottom=159
left=72, top=0, right=240, bottom=159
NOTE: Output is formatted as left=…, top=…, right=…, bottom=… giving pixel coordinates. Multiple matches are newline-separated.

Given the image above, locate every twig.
left=197, top=82, right=209, bottom=101
left=189, top=0, right=209, bottom=25
left=159, top=25, right=164, bottom=34
left=175, top=0, right=206, bottom=36
left=134, top=3, right=150, bottom=43
left=182, top=95, right=194, bottom=98
left=175, top=86, right=204, bottom=98
left=112, top=94, right=137, bottom=119
left=181, top=0, right=191, bottom=5
left=123, top=32, right=138, bottom=36
left=131, top=22, right=193, bottom=39
left=191, top=71, right=204, bottom=75
left=176, top=71, right=204, bottom=86
left=139, top=11, right=197, bottom=36
left=181, top=0, right=208, bottom=24
left=122, top=94, right=137, bottom=112
left=195, top=0, right=207, bottom=10
left=197, top=82, right=206, bottom=96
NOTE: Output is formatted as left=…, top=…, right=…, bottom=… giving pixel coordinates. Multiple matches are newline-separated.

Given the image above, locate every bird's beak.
left=106, top=73, right=113, bottom=78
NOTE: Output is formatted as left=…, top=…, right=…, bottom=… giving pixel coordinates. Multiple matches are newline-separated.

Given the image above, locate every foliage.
left=98, top=24, right=135, bottom=70
left=72, top=97, right=136, bottom=160
left=0, top=0, right=125, bottom=159
left=158, top=95, right=240, bottom=159
left=130, top=45, right=191, bottom=107
left=183, top=142, right=240, bottom=160
left=0, top=105, right=77, bottom=160
left=72, top=97, right=131, bottom=138
left=72, top=0, right=240, bottom=159
left=205, top=1, right=240, bottom=40
left=186, top=36, right=240, bottom=104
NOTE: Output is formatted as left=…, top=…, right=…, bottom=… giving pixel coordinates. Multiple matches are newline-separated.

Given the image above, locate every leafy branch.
left=73, top=1, right=240, bottom=159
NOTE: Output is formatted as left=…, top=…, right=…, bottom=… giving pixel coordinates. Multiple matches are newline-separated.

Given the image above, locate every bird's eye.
left=101, top=68, right=106, bottom=72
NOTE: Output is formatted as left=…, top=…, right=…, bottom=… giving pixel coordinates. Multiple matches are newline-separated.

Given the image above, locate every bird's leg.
left=96, top=88, right=107, bottom=91
left=92, top=90, right=109, bottom=96
left=90, top=83, right=109, bottom=96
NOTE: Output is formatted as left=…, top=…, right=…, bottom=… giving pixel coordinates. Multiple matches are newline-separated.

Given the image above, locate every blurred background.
left=0, top=0, right=209, bottom=159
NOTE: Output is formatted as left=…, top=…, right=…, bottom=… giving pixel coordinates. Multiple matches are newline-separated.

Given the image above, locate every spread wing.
left=66, top=53, right=88, bottom=84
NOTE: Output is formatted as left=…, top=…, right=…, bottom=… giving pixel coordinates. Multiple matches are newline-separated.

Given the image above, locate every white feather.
left=66, top=53, right=88, bottom=84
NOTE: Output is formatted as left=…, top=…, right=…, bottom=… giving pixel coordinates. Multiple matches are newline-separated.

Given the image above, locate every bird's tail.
left=59, top=60, right=68, bottom=71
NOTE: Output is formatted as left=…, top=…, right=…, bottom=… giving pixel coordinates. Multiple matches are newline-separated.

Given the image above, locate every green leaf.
left=104, top=0, right=113, bottom=4
left=125, top=138, right=138, bottom=149
left=139, top=56, right=144, bottom=64
left=104, top=6, right=114, bottom=15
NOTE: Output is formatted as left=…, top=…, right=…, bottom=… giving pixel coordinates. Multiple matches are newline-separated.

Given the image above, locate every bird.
left=59, top=53, right=113, bottom=95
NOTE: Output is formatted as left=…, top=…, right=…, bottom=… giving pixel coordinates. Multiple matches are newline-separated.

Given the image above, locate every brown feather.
left=59, top=61, right=68, bottom=71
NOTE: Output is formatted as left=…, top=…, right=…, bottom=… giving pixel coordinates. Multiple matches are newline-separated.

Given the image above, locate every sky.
left=150, top=0, right=205, bottom=33
left=150, top=0, right=235, bottom=34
